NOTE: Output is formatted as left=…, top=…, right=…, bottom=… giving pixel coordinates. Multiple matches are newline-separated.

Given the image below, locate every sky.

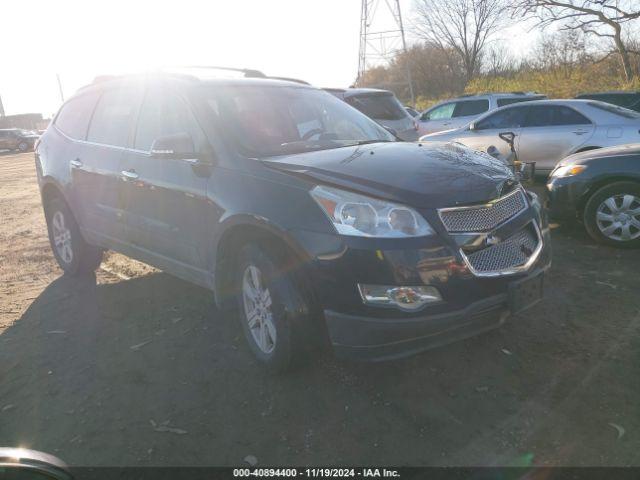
left=0, top=0, right=538, bottom=117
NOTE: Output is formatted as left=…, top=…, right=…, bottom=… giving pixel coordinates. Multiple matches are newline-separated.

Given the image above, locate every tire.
left=583, top=181, right=640, bottom=248
left=17, top=141, right=29, bottom=152
left=235, top=243, right=313, bottom=372
left=45, top=196, right=104, bottom=274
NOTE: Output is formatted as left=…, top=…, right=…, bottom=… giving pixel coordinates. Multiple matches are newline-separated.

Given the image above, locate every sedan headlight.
left=551, top=165, right=587, bottom=178
left=311, top=185, right=434, bottom=238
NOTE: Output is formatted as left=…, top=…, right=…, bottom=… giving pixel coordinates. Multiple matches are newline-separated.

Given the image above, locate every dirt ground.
left=1, top=151, right=640, bottom=467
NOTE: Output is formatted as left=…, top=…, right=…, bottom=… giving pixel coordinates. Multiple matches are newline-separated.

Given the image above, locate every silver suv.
left=325, top=88, right=419, bottom=141
left=417, top=92, right=547, bottom=136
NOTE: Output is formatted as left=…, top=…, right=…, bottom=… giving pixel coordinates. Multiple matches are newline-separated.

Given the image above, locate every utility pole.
left=56, top=74, right=65, bottom=103
left=357, top=0, right=415, bottom=105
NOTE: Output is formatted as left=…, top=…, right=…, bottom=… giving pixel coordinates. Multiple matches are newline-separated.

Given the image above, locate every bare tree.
left=483, top=43, right=521, bottom=76
left=413, top=0, right=507, bottom=82
left=511, top=0, right=640, bottom=81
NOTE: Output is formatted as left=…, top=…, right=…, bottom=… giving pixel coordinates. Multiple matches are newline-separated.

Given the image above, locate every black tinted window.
left=55, top=92, right=100, bottom=140
left=87, top=88, right=140, bottom=147
left=134, top=87, right=205, bottom=152
left=524, top=105, right=590, bottom=127
left=497, top=96, right=545, bottom=107
left=578, top=93, right=640, bottom=107
left=453, top=100, right=489, bottom=117
left=346, top=94, right=407, bottom=121
left=475, top=107, right=527, bottom=130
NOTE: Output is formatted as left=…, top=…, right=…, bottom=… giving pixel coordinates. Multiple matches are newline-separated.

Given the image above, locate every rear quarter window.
left=55, top=92, right=100, bottom=140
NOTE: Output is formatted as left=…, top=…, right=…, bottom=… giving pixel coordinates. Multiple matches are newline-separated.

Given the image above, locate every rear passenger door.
left=68, top=87, right=142, bottom=244
left=119, top=85, right=211, bottom=270
left=517, top=105, right=594, bottom=171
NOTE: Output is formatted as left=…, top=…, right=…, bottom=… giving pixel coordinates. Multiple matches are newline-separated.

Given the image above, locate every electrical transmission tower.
left=357, top=0, right=414, bottom=104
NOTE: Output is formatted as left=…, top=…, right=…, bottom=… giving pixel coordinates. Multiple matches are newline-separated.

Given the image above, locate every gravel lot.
left=1, top=151, right=640, bottom=467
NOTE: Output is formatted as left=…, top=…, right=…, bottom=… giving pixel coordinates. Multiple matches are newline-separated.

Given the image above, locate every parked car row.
left=0, top=128, right=40, bottom=152
left=419, top=99, right=640, bottom=174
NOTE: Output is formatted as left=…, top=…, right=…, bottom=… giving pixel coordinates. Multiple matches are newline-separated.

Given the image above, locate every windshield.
left=205, top=85, right=394, bottom=157
left=346, top=93, right=407, bottom=121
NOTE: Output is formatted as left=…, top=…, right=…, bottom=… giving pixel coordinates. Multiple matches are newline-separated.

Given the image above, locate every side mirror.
left=150, top=132, right=196, bottom=160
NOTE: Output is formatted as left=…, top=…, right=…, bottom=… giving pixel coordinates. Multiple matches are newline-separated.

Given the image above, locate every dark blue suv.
left=36, top=68, right=551, bottom=371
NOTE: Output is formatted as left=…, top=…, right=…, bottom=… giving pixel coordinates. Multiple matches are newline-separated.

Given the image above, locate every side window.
left=55, top=92, right=100, bottom=140
left=554, top=106, right=591, bottom=125
left=423, top=103, right=455, bottom=121
left=475, top=107, right=527, bottom=130
left=134, top=87, right=206, bottom=152
left=453, top=100, right=489, bottom=117
left=524, top=106, right=591, bottom=127
left=87, top=88, right=140, bottom=147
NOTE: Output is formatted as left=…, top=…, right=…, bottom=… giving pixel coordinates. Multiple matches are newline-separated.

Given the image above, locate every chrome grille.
left=439, top=189, right=527, bottom=233
left=464, top=224, right=539, bottom=274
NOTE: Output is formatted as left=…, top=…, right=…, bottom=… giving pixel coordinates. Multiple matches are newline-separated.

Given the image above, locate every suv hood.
left=263, top=141, right=515, bottom=208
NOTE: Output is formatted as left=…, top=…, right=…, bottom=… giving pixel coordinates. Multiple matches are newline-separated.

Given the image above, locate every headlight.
left=551, top=165, right=586, bottom=178
left=311, top=185, right=434, bottom=238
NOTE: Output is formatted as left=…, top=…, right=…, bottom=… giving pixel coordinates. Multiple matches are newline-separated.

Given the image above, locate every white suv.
left=417, top=92, right=546, bottom=136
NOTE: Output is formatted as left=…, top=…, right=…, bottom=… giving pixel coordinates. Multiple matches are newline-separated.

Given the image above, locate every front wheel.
left=583, top=181, right=640, bottom=248
left=17, top=141, right=29, bottom=152
left=45, top=197, right=104, bottom=274
left=235, top=244, right=314, bottom=372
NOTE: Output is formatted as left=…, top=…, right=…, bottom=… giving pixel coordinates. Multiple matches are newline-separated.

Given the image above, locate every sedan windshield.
left=204, top=85, right=395, bottom=157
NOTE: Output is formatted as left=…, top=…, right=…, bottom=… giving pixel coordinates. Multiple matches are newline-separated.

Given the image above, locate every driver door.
left=460, top=105, right=529, bottom=158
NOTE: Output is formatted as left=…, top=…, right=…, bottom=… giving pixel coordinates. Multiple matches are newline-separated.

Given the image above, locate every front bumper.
left=546, top=177, right=588, bottom=221
left=325, top=266, right=546, bottom=361
left=291, top=191, right=551, bottom=361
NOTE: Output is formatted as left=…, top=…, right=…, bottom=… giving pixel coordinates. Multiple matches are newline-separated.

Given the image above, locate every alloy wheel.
left=596, top=194, right=640, bottom=242
left=241, top=265, right=277, bottom=354
left=52, top=210, right=73, bottom=264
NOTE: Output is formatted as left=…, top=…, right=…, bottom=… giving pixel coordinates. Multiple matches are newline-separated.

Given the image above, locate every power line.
left=357, top=0, right=415, bottom=104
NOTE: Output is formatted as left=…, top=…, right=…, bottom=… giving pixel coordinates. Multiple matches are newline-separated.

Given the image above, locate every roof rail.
left=182, top=66, right=267, bottom=78
left=267, top=76, right=310, bottom=85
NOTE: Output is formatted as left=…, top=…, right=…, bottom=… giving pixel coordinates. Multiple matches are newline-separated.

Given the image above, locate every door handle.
left=121, top=169, right=139, bottom=180
left=70, top=159, right=83, bottom=168
left=572, top=130, right=588, bottom=135
left=182, top=158, right=200, bottom=166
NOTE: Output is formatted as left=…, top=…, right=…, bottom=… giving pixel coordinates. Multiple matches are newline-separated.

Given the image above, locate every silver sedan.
left=419, top=100, right=640, bottom=174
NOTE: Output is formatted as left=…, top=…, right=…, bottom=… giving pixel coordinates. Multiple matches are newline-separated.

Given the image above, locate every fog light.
left=358, top=284, right=442, bottom=311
